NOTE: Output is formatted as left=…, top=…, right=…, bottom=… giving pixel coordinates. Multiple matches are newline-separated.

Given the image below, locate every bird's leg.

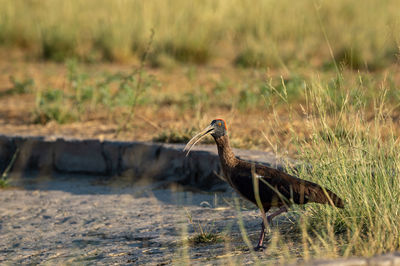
left=266, top=206, right=288, bottom=222
left=254, top=206, right=288, bottom=251
left=254, top=221, right=266, bottom=251
left=254, top=211, right=269, bottom=251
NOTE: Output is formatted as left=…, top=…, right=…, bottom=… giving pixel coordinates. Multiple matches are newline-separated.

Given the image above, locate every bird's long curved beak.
left=183, top=124, right=215, bottom=156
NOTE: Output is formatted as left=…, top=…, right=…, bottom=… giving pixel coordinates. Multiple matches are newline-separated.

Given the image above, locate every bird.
left=184, top=119, right=344, bottom=250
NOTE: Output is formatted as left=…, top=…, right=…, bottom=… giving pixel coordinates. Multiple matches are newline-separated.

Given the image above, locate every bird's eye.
left=218, top=122, right=221, bottom=126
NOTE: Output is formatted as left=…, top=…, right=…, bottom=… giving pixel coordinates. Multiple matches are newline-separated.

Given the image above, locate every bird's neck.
left=214, top=134, right=238, bottom=168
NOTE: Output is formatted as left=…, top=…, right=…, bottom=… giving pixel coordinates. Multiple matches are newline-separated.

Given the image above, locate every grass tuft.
left=185, top=208, right=223, bottom=246
left=189, top=232, right=223, bottom=245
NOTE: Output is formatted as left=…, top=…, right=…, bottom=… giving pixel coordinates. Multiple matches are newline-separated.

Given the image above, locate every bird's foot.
left=254, top=245, right=266, bottom=252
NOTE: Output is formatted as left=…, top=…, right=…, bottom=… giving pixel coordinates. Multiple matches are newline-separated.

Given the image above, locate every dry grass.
left=0, top=0, right=398, bottom=67
left=265, top=78, right=400, bottom=260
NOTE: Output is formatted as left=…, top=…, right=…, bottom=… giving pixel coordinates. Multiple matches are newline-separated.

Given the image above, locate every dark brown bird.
left=184, top=119, right=344, bottom=250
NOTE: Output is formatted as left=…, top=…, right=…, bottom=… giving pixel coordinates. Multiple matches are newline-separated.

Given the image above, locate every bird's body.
left=215, top=134, right=344, bottom=211
left=184, top=119, right=344, bottom=250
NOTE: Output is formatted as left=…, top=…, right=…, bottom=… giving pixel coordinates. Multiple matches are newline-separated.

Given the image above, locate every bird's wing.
left=228, top=161, right=344, bottom=208
left=256, top=164, right=344, bottom=207
left=228, top=164, right=290, bottom=207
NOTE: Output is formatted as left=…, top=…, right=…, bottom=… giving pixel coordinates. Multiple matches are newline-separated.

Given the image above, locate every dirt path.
left=0, top=174, right=295, bottom=265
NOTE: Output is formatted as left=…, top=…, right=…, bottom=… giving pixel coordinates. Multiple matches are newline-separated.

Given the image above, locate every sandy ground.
left=0, top=174, right=301, bottom=265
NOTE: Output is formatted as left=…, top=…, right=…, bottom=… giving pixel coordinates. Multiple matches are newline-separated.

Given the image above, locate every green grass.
left=257, top=76, right=400, bottom=259
left=32, top=59, right=159, bottom=125
left=0, top=149, right=19, bottom=188
left=0, top=0, right=398, bottom=66
left=8, top=76, right=34, bottom=94
left=0, top=76, right=34, bottom=97
left=185, top=208, right=223, bottom=245
left=189, top=232, right=223, bottom=245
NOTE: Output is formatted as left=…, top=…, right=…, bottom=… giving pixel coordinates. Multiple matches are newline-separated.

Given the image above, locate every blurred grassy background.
left=0, top=0, right=398, bottom=68
left=0, top=0, right=399, bottom=151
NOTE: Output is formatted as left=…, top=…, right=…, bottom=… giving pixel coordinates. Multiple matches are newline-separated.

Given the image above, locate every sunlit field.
left=0, top=0, right=400, bottom=263
left=0, top=0, right=399, bottom=67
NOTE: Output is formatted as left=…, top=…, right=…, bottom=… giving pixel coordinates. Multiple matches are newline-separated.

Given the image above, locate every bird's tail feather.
left=307, top=184, right=345, bottom=208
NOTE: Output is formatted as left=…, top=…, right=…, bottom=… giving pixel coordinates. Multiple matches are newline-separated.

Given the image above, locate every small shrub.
left=33, top=89, right=77, bottom=124
left=114, top=71, right=158, bottom=107
left=8, top=76, right=34, bottom=94
left=0, top=76, right=35, bottom=97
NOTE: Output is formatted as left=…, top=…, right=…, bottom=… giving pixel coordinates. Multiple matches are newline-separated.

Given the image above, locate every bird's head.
left=183, top=119, right=228, bottom=156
